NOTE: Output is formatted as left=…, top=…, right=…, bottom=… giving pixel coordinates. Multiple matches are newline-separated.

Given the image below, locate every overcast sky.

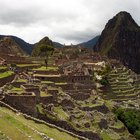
left=0, top=0, right=140, bottom=44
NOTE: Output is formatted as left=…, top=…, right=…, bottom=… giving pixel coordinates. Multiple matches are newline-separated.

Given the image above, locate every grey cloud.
left=57, top=28, right=100, bottom=44
left=0, top=0, right=80, bottom=26
left=0, top=0, right=139, bottom=44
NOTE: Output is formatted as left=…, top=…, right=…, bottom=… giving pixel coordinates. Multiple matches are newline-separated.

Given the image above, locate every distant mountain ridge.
left=77, top=36, right=99, bottom=49
left=52, top=36, right=100, bottom=49
left=94, top=11, right=140, bottom=73
left=53, top=42, right=64, bottom=48
left=0, top=33, right=100, bottom=57
left=0, top=36, right=25, bottom=55
left=0, top=35, right=33, bottom=54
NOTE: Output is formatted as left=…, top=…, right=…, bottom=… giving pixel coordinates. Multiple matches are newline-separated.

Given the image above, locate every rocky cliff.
left=94, top=11, right=140, bottom=73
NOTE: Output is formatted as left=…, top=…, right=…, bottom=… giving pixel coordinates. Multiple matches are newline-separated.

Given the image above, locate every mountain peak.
left=116, top=11, right=131, bottom=17
left=31, top=36, right=54, bottom=57
left=94, top=11, right=140, bottom=73
left=105, top=11, right=139, bottom=31
left=37, top=36, right=53, bottom=45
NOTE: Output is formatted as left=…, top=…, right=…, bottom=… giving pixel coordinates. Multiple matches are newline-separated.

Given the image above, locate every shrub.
left=115, top=108, right=140, bottom=139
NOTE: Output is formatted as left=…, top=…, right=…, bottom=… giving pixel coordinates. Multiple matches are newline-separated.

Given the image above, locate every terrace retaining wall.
left=40, top=96, right=55, bottom=104
left=0, top=74, right=15, bottom=87
left=4, top=94, right=36, bottom=116
left=11, top=81, right=26, bottom=88
left=34, top=70, right=59, bottom=75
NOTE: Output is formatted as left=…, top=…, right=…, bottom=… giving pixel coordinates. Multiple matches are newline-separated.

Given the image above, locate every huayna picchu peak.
left=94, top=11, right=140, bottom=73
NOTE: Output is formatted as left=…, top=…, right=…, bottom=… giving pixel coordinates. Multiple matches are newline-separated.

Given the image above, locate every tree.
left=31, top=37, right=54, bottom=67
left=134, top=131, right=140, bottom=139
left=115, top=108, right=140, bottom=139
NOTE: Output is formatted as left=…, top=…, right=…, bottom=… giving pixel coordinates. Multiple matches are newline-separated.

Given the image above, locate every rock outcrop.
left=94, top=11, right=140, bottom=73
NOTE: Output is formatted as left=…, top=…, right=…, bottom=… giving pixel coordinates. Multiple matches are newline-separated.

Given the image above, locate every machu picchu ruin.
left=0, top=4, right=140, bottom=140
left=0, top=43, right=140, bottom=140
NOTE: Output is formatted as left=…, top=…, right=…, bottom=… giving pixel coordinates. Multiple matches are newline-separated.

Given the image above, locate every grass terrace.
left=11, top=87, right=23, bottom=92
left=101, top=131, right=112, bottom=140
left=34, top=74, right=61, bottom=77
left=111, top=121, right=124, bottom=129
left=0, top=71, right=14, bottom=79
left=53, top=106, right=69, bottom=120
left=15, top=79, right=27, bottom=82
left=17, top=64, right=40, bottom=68
left=32, top=66, right=58, bottom=71
left=6, top=92, right=35, bottom=96
left=55, top=82, right=67, bottom=85
left=40, top=91, right=52, bottom=97
left=41, top=81, right=54, bottom=84
left=0, top=66, right=7, bottom=70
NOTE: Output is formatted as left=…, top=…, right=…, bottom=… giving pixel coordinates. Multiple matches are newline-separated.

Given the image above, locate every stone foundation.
left=4, top=93, right=36, bottom=116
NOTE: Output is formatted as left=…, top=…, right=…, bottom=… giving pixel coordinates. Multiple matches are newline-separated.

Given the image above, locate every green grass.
left=101, top=131, right=112, bottom=140
left=8, top=87, right=23, bottom=95
left=17, top=64, right=40, bottom=68
left=36, top=104, right=45, bottom=115
left=34, top=74, right=61, bottom=77
left=41, top=81, right=54, bottom=84
left=16, top=79, right=26, bottom=82
left=55, top=82, right=67, bottom=85
left=81, top=100, right=103, bottom=108
left=0, top=71, right=13, bottom=79
left=0, top=107, right=79, bottom=140
left=53, top=106, right=68, bottom=120
left=0, top=66, right=7, bottom=70
left=33, top=66, right=58, bottom=71
left=0, top=131, right=9, bottom=140
left=11, top=87, right=23, bottom=91
left=112, top=121, right=124, bottom=129
left=40, top=91, right=50, bottom=97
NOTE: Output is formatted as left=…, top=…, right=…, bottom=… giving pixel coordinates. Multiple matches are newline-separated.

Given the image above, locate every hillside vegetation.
left=32, top=37, right=54, bottom=57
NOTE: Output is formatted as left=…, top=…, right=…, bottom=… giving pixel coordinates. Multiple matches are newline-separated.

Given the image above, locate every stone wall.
left=34, top=70, right=59, bottom=75
left=35, top=75, right=65, bottom=83
left=0, top=74, right=15, bottom=87
left=21, top=84, right=40, bottom=102
left=75, top=84, right=95, bottom=90
left=48, top=89, right=58, bottom=97
left=81, top=104, right=109, bottom=114
left=40, top=96, right=54, bottom=104
left=17, top=65, right=40, bottom=71
left=0, top=53, right=30, bottom=64
left=11, top=81, right=26, bottom=88
left=65, top=75, right=92, bottom=83
left=69, top=92, right=90, bottom=101
left=4, top=94, right=36, bottom=116
left=55, top=83, right=74, bottom=90
left=0, top=68, right=7, bottom=73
